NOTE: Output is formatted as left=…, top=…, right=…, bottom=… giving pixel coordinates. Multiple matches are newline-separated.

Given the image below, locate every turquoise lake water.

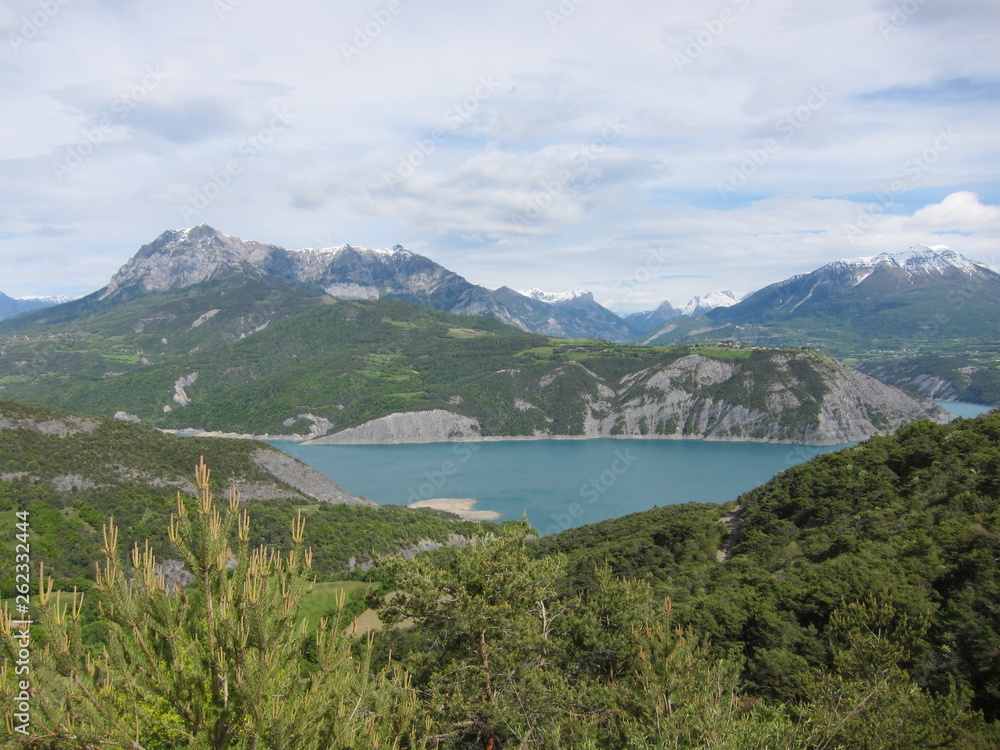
left=269, top=401, right=994, bottom=535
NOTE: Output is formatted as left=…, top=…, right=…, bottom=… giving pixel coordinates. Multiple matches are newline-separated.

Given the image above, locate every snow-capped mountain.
left=0, top=292, right=73, bottom=321
left=41, top=225, right=633, bottom=341
left=678, top=289, right=739, bottom=317
left=822, top=245, right=985, bottom=285
left=707, top=244, right=997, bottom=326
left=707, top=245, right=1000, bottom=340
left=623, top=291, right=737, bottom=336
left=516, top=288, right=589, bottom=305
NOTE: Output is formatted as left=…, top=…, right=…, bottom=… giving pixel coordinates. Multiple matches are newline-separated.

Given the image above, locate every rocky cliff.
left=307, top=351, right=948, bottom=446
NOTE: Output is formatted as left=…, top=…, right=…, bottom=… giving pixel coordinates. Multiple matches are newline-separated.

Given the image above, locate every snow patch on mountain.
left=835, top=245, right=984, bottom=285
left=517, top=288, right=590, bottom=304
left=17, top=295, right=75, bottom=304
left=679, top=290, right=738, bottom=316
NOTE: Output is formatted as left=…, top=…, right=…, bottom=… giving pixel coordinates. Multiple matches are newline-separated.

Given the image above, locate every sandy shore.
left=408, top=498, right=501, bottom=521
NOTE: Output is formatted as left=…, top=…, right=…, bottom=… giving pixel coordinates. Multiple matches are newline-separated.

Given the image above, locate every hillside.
left=532, top=409, right=1000, bottom=721
left=637, top=246, right=1000, bottom=404
left=857, top=352, right=1000, bottom=405
left=0, top=296, right=947, bottom=444
left=0, top=400, right=493, bottom=591
left=3, top=405, right=998, bottom=747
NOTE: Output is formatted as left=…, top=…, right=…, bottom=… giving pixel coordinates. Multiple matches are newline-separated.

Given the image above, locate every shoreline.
left=165, top=428, right=859, bottom=447
left=161, top=400, right=993, bottom=447
left=407, top=498, right=501, bottom=522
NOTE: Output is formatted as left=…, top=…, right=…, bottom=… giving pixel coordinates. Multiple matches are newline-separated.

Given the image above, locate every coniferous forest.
left=2, top=410, right=999, bottom=748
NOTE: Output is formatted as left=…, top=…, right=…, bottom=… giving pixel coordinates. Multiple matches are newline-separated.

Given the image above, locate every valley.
left=2, top=227, right=978, bottom=446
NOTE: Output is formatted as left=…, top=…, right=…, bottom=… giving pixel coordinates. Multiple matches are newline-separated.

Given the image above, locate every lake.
left=269, top=401, right=994, bottom=535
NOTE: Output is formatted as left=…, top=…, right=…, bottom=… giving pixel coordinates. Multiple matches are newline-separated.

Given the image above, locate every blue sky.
left=1, top=0, right=999, bottom=312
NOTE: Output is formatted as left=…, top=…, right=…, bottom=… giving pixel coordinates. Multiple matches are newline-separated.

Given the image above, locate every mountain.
left=706, top=245, right=996, bottom=328
left=623, top=291, right=737, bottom=336
left=623, top=300, right=682, bottom=336
left=0, top=293, right=946, bottom=443
left=643, top=245, right=1000, bottom=374
left=517, top=287, right=588, bottom=304
left=300, top=337, right=948, bottom=446
left=0, top=291, right=70, bottom=321
left=856, top=353, right=1000, bottom=405
left=9, top=225, right=630, bottom=341
left=678, top=289, right=738, bottom=316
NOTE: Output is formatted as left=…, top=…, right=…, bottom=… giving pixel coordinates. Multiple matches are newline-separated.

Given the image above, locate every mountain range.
left=5, top=229, right=994, bottom=353
left=2, top=227, right=998, bottom=408
left=0, top=225, right=734, bottom=334
left=0, top=291, right=71, bottom=320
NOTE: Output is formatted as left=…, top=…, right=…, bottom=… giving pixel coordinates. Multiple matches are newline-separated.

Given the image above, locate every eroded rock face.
left=307, top=409, right=481, bottom=445
left=250, top=449, right=373, bottom=505
left=304, top=351, right=948, bottom=446
left=0, top=415, right=100, bottom=437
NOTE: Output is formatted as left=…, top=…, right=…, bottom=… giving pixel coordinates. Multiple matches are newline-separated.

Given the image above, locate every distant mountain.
left=641, top=245, right=1000, bottom=349
left=0, top=291, right=70, bottom=321
left=622, top=291, right=737, bottom=337
left=43, top=225, right=628, bottom=341
left=517, top=287, right=588, bottom=304
left=623, top=300, right=682, bottom=336
left=678, top=289, right=738, bottom=316
left=707, top=245, right=996, bottom=327
left=6, top=230, right=999, bottom=406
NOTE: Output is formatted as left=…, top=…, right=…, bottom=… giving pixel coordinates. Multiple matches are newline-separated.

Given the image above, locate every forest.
left=2, top=410, right=999, bottom=747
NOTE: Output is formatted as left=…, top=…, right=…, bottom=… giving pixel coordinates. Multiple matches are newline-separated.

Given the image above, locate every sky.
left=1, top=0, right=999, bottom=313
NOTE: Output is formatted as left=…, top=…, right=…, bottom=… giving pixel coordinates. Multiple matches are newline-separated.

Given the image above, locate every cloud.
left=0, top=0, right=998, bottom=307
left=906, top=191, right=1000, bottom=233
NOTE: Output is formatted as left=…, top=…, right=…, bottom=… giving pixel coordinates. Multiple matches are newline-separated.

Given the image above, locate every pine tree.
left=1, top=458, right=422, bottom=749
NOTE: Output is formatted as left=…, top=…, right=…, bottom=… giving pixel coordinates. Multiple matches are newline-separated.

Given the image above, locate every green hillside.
left=0, top=294, right=945, bottom=442
left=2, top=406, right=999, bottom=746
left=532, top=409, right=1000, bottom=722
left=0, top=400, right=496, bottom=594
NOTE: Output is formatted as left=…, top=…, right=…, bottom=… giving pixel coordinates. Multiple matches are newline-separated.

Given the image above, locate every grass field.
left=299, top=580, right=372, bottom=630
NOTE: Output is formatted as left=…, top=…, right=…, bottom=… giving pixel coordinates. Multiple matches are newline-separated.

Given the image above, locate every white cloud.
left=0, top=0, right=997, bottom=308
left=906, top=191, right=1000, bottom=233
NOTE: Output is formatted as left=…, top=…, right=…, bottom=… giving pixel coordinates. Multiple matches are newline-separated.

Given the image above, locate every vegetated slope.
left=857, top=352, right=1000, bottom=405
left=533, top=409, right=1000, bottom=720
left=637, top=246, right=1000, bottom=405
left=1, top=297, right=948, bottom=444
left=0, top=400, right=493, bottom=593
left=702, top=245, right=1000, bottom=351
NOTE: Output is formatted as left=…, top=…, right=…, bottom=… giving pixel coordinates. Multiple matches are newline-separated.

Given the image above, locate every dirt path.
left=716, top=506, right=742, bottom=562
